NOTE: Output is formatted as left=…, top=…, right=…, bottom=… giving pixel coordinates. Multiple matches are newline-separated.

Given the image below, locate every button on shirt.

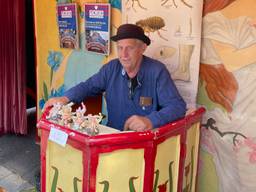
left=64, top=56, right=186, bottom=131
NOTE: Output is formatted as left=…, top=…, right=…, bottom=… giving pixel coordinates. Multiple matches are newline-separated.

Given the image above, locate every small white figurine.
left=58, top=103, right=73, bottom=127
left=46, top=102, right=62, bottom=121
left=94, top=113, right=104, bottom=124
left=79, top=113, right=103, bottom=136
left=72, top=102, right=86, bottom=130
left=45, top=102, right=104, bottom=136
left=84, top=114, right=99, bottom=136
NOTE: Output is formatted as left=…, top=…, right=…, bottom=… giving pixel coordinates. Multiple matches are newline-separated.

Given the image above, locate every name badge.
left=139, top=97, right=152, bottom=107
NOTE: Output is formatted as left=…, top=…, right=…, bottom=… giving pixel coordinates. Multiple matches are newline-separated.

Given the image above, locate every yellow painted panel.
left=154, top=136, right=181, bottom=192
left=96, top=149, right=145, bottom=192
left=46, top=141, right=83, bottom=192
left=197, top=149, right=219, bottom=192
left=183, top=123, right=200, bottom=192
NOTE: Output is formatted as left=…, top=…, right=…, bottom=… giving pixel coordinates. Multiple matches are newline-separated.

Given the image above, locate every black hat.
left=110, top=24, right=151, bottom=45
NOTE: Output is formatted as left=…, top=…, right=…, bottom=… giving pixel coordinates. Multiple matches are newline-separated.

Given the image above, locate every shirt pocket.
left=137, top=96, right=153, bottom=115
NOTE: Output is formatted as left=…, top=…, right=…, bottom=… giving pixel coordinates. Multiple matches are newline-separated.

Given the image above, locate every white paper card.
left=49, top=127, right=68, bottom=147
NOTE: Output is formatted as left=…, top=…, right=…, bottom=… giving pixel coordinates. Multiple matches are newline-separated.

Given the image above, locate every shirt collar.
left=121, top=56, right=145, bottom=85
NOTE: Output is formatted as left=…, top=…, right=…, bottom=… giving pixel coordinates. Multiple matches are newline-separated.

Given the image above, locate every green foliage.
left=153, top=169, right=159, bottom=192
left=43, top=81, right=49, bottom=101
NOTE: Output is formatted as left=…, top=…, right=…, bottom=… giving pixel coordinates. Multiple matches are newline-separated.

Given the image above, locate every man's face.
left=116, top=39, right=146, bottom=72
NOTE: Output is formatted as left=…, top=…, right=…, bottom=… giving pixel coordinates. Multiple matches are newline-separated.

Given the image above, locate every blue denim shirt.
left=64, top=56, right=186, bottom=131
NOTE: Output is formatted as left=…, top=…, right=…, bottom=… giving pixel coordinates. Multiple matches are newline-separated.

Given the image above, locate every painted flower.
left=39, top=85, right=65, bottom=109
left=244, top=137, right=256, bottom=150
left=47, top=51, right=63, bottom=72
left=158, top=180, right=168, bottom=192
left=109, top=0, right=121, bottom=10
left=49, top=85, right=65, bottom=98
left=39, top=98, right=45, bottom=110
left=248, top=150, right=256, bottom=164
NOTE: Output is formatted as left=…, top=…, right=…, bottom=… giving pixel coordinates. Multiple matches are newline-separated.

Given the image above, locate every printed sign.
left=49, top=126, right=68, bottom=147
left=84, top=3, right=110, bottom=55
left=57, top=3, right=79, bottom=49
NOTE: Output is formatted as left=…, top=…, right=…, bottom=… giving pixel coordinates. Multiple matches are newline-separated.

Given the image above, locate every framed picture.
left=57, top=3, right=79, bottom=49
left=84, top=3, right=110, bottom=55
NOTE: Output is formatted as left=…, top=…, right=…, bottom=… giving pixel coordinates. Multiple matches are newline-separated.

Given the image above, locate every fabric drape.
left=0, top=0, right=27, bottom=134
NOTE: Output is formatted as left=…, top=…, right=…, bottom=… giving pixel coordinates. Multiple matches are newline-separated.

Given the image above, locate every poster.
left=84, top=3, right=110, bottom=55
left=57, top=3, right=79, bottom=49
left=122, top=0, right=203, bottom=109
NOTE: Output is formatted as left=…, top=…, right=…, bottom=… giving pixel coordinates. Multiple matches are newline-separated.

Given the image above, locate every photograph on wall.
left=84, top=3, right=110, bottom=55
left=57, top=3, right=79, bottom=49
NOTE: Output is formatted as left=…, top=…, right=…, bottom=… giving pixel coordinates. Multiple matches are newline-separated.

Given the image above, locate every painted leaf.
left=43, top=81, right=48, bottom=101
left=153, top=169, right=160, bottom=192
left=99, top=180, right=109, bottom=192
left=73, top=177, right=82, bottom=192
left=129, top=176, right=138, bottom=192
left=51, top=166, right=59, bottom=192
left=169, top=161, right=174, bottom=192
left=189, top=146, right=195, bottom=192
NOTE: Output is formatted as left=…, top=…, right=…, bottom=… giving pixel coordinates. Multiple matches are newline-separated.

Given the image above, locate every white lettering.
left=89, top=10, right=104, bottom=19
left=61, top=10, right=72, bottom=18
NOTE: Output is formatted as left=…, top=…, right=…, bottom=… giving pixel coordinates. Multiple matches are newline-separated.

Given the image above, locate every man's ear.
left=142, top=43, right=147, bottom=53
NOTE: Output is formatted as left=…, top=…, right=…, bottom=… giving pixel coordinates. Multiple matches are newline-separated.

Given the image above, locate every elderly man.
left=44, top=23, right=186, bottom=131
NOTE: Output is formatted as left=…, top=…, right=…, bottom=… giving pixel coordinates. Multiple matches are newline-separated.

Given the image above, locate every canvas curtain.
left=0, top=0, right=27, bottom=134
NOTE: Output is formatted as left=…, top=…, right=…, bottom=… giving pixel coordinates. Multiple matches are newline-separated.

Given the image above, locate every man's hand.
left=124, top=115, right=153, bottom=131
left=43, top=96, right=70, bottom=111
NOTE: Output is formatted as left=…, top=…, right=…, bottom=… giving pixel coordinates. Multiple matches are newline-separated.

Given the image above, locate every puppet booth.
left=37, top=105, right=205, bottom=192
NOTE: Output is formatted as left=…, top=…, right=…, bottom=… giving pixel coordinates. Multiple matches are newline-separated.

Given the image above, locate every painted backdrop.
left=197, top=0, right=256, bottom=191
left=123, top=0, right=204, bottom=109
